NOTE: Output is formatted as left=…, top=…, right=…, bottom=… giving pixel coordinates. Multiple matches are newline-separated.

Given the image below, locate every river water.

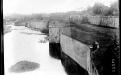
left=4, top=25, right=67, bottom=75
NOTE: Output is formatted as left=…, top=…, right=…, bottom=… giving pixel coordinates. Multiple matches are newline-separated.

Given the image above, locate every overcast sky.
left=3, top=0, right=118, bottom=15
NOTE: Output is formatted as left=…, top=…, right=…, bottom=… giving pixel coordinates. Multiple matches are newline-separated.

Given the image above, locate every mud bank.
left=9, top=60, right=40, bottom=73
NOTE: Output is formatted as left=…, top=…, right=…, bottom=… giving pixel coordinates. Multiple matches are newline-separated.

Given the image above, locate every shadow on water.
left=49, top=43, right=61, bottom=59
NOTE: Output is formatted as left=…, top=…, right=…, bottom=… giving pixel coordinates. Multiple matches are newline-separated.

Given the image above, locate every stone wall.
left=49, top=27, right=60, bottom=43
left=88, top=16, right=119, bottom=28
left=60, top=34, right=90, bottom=70
left=27, top=20, right=48, bottom=30
left=69, top=16, right=119, bottom=28
left=49, top=16, right=119, bottom=75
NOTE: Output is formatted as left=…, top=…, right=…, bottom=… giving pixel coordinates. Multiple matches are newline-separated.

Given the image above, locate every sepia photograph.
left=3, top=0, right=119, bottom=75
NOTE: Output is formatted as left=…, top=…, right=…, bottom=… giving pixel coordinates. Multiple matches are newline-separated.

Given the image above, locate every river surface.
left=4, top=25, right=67, bottom=75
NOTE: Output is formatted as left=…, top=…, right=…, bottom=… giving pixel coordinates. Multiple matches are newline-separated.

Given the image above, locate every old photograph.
left=3, top=0, right=119, bottom=75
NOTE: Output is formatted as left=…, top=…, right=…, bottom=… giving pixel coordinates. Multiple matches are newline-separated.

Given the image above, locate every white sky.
left=3, top=0, right=118, bottom=15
